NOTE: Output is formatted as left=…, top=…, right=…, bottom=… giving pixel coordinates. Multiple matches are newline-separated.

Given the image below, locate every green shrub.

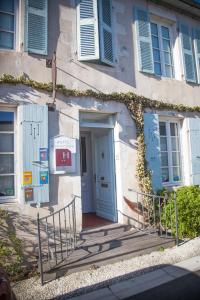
left=162, top=185, right=200, bottom=239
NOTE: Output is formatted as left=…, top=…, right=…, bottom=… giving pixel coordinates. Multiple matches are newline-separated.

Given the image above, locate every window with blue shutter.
left=180, top=23, right=196, bottom=83
left=24, top=0, right=48, bottom=55
left=77, top=0, right=114, bottom=66
left=98, top=0, right=114, bottom=65
left=134, top=7, right=154, bottom=74
left=144, top=113, right=162, bottom=191
left=77, top=0, right=99, bottom=61
left=0, top=0, right=15, bottom=49
left=187, top=118, right=200, bottom=185
left=19, top=104, right=49, bottom=205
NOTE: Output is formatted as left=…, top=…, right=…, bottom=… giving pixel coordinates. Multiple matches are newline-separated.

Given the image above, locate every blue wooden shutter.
left=144, top=113, right=162, bottom=191
left=77, top=0, right=100, bottom=61
left=19, top=104, right=49, bottom=204
left=98, top=0, right=114, bottom=66
left=194, top=28, right=200, bottom=83
left=188, top=118, right=200, bottom=185
left=24, top=0, right=48, bottom=55
left=180, top=23, right=196, bottom=83
left=134, top=7, right=154, bottom=74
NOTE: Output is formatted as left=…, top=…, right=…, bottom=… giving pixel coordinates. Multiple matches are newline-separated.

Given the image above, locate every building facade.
left=1, top=0, right=200, bottom=231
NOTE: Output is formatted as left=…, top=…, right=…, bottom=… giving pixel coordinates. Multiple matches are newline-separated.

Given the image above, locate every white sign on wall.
left=49, top=136, right=76, bottom=174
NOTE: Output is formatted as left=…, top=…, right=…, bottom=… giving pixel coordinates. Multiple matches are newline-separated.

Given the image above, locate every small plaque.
left=40, top=171, right=48, bottom=184
left=40, top=148, right=48, bottom=162
left=25, top=188, right=34, bottom=202
left=23, top=172, right=32, bottom=186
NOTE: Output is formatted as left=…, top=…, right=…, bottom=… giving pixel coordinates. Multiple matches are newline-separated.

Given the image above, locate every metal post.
left=174, top=192, right=179, bottom=246
left=37, top=213, right=44, bottom=285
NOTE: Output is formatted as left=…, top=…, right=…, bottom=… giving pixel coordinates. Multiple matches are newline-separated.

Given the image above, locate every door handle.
left=94, top=174, right=96, bottom=182
left=100, top=177, right=104, bottom=180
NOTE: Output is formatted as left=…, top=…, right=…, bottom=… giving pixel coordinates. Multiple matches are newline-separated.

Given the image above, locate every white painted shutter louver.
left=99, top=0, right=114, bottom=66
left=77, top=0, right=100, bottom=60
left=134, top=7, right=154, bottom=74
left=194, top=28, right=200, bottom=84
left=25, top=0, right=48, bottom=55
left=180, top=23, right=196, bottom=83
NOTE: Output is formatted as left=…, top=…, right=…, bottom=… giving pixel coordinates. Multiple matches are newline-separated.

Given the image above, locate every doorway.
left=80, top=125, right=117, bottom=228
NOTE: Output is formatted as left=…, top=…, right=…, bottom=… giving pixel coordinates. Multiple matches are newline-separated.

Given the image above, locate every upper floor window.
left=180, top=23, right=200, bottom=84
left=159, top=121, right=181, bottom=184
left=0, top=0, right=15, bottom=49
left=151, top=23, right=174, bottom=77
left=77, top=0, right=114, bottom=66
left=134, top=7, right=174, bottom=78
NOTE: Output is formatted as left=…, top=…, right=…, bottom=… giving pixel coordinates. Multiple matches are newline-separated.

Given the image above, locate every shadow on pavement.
left=50, top=263, right=200, bottom=300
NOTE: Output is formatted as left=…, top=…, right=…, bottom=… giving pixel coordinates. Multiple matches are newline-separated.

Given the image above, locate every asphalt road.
left=126, top=270, right=200, bottom=300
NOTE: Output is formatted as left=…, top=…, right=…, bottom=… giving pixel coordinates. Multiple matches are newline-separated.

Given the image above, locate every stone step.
left=42, top=229, right=175, bottom=274
left=80, top=223, right=132, bottom=240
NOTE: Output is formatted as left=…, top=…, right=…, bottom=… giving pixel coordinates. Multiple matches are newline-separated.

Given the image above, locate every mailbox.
left=50, top=136, right=76, bottom=174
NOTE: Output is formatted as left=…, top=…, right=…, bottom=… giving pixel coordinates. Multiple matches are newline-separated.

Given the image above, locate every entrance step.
left=43, top=223, right=175, bottom=282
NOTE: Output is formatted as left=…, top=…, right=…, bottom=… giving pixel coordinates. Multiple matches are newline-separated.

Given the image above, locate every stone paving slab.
left=69, top=256, right=200, bottom=300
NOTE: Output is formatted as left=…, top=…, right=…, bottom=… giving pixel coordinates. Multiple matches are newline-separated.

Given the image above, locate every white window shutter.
left=194, top=28, right=200, bottom=84
left=134, top=7, right=154, bottom=74
left=77, top=0, right=100, bottom=61
left=24, top=0, right=48, bottom=55
left=98, top=0, right=114, bottom=66
left=180, top=23, right=196, bottom=83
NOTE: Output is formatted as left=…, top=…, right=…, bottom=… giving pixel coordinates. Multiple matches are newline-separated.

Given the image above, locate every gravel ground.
left=12, top=237, right=200, bottom=300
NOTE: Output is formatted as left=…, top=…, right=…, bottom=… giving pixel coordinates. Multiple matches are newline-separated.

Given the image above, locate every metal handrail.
left=38, top=197, right=77, bottom=221
left=37, top=195, right=78, bottom=285
left=128, top=189, right=179, bottom=246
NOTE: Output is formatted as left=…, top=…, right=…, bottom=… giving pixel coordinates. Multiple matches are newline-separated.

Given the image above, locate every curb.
left=70, top=256, right=200, bottom=300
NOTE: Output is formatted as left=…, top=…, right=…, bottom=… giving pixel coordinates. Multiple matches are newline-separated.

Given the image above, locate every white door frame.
left=80, top=117, right=117, bottom=222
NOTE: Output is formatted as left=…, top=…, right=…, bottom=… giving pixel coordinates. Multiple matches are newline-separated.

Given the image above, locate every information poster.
left=40, top=148, right=48, bottom=162
left=49, top=136, right=76, bottom=174
left=23, top=172, right=32, bottom=186
left=25, top=188, right=34, bottom=202
left=40, top=171, right=49, bottom=184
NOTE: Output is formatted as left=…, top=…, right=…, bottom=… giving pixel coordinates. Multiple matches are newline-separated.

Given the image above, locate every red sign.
left=56, top=149, right=72, bottom=166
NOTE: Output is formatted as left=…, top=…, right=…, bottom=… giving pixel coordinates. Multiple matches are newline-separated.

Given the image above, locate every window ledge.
left=140, top=71, right=176, bottom=81
left=162, top=182, right=183, bottom=187
left=0, top=197, right=17, bottom=203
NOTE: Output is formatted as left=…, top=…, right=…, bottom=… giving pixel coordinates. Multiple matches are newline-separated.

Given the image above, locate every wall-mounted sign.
left=40, top=148, right=48, bottom=162
left=40, top=171, right=49, bottom=184
left=49, top=136, right=76, bottom=174
left=25, top=188, right=34, bottom=202
left=56, top=149, right=72, bottom=166
left=23, top=172, right=32, bottom=186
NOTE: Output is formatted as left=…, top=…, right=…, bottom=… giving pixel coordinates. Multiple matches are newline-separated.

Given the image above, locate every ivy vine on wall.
left=1, top=73, right=200, bottom=195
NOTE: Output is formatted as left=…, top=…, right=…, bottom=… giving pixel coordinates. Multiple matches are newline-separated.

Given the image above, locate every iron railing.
left=37, top=196, right=78, bottom=285
left=128, top=189, right=179, bottom=245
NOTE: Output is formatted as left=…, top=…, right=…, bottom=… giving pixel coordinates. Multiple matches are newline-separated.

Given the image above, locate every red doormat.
left=82, top=213, right=112, bottom=229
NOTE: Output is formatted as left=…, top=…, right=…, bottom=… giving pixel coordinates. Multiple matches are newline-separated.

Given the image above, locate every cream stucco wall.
left=1, top=0, right=200, bottom=235
left=0, top=0, right=200, bottom=105
left=0, top=84, right=139, bottom=231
